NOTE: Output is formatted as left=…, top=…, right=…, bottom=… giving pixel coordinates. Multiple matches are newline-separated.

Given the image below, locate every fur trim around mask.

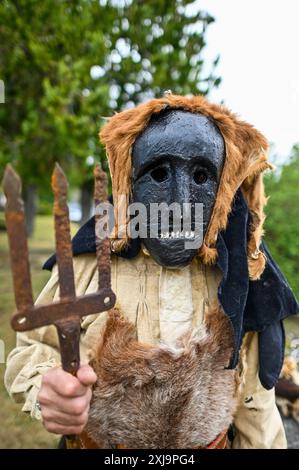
left=84, top=306, right=238, bottom=449
left=100, top=94, right=273, bottom=280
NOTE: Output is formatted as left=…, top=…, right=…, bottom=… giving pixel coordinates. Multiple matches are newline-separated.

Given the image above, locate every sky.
left=198, top=0, right=299, bottom=161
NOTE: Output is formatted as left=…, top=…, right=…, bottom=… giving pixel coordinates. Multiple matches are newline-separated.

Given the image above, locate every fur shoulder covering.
left=85, top=306, right=238, bottom=449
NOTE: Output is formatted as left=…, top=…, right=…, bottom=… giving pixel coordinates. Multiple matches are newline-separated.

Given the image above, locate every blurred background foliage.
left=264, top=145, right=299, bottom=297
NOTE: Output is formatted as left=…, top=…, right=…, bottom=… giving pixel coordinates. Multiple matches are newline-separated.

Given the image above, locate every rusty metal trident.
left=2, top=162, right=116, bottom=375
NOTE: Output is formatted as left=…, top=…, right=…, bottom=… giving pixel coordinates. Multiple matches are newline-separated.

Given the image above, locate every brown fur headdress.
left=100, top=94, right=273, bottom=280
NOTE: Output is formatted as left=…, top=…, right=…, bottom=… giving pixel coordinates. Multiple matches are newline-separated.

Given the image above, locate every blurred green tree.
left=0, top=0, right=220, bottom=234
left=265, top=145, right=299, bottom=298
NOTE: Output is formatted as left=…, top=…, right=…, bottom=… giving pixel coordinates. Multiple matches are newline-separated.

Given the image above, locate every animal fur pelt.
left=84, top=306, right=238, bottom=449
left=100, top=93, right=273, bottom=280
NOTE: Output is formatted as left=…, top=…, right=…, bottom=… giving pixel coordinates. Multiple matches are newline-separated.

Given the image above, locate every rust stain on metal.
left=51, top=163, right=76, bottom=301
left=2, top=165, right=34, bottom=311
left=4, top=162, right=116, bottom=378
left=94, top=163, right=108, bottom=204
left=56, top=317, right=81, bottom=375
left=11, top=290, right=115, bottom=331
left=94, top=163, right=111, bottom=292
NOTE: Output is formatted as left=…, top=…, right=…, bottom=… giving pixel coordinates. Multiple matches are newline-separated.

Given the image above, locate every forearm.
left=4, top=334, right=61, bottom=419
left=232, top=386, right=286, bottom=448
left=232, top=332, right=287, bottom=449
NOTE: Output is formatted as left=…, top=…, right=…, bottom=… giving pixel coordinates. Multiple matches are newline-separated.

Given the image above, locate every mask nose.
left=170, top=170, right=194, bottom=230
left=173, top=170, right=192, bottom=204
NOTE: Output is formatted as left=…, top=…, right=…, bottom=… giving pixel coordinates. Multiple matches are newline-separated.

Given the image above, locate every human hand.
left=38, top=364, right=97, bottom=435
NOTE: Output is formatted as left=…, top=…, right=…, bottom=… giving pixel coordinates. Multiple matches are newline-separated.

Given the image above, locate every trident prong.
left=3, top=162, right=116, bottom=375
left=2, top=164, right=34, bottom=312
left=51, top=163, right=76, bottom=301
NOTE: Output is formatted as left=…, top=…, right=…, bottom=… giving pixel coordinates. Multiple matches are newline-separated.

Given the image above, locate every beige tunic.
left=4, top=252, right=286, bottom=448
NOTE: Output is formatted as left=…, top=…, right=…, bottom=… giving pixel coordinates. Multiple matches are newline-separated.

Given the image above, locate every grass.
left=0, top=215, right=77, bottom=449
left=0, top=214, right=298, bottom=448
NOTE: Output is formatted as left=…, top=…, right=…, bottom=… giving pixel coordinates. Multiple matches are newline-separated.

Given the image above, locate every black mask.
left=131, top=109, right=225, bottom=268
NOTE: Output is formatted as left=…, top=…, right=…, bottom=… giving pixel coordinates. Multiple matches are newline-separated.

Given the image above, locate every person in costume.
left=5, top=94, right=298, bottom=448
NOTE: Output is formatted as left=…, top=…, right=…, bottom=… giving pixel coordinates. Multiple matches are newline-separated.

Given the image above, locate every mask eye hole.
left=193, top=169, right=208, bottom=185
left=151, top=166, right=169, bottom=183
